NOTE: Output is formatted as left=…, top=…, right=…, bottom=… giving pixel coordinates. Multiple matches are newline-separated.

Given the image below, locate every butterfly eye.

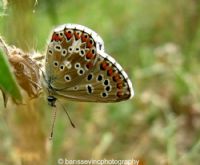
left=61, top=49, right=67, bottom=56
left=53, top=61, right=59, bottom=67
left=64, top=75, right=71, bottom=82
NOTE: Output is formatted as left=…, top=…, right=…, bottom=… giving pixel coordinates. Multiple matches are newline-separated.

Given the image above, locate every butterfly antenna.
left=63, top=106, right=76, bottom=128
left=58, top=100, right=75, bottom=128
left=49, top=107, right=57, bottom=140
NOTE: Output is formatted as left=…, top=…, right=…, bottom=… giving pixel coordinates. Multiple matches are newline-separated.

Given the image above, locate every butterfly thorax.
left=41, top=73, right=58, bottom=106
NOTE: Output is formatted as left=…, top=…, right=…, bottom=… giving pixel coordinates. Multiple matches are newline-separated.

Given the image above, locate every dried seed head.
left=8, top=49, right=42, bottom=98
left=0, top=37, right=42, bottom=106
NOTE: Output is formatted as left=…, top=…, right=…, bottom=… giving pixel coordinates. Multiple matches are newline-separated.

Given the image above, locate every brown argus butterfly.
left=42, top=24, right=134, bottom=138
left=43, top=24, right=134, bottom=104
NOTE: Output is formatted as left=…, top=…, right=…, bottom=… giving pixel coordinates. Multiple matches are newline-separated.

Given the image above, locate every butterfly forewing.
left=45, top=25, right=99, bottom=89
left=44, top=24, right=134, bottom=102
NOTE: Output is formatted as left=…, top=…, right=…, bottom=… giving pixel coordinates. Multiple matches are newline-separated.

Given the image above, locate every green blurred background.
left=0, top=0, right=200, bottom=165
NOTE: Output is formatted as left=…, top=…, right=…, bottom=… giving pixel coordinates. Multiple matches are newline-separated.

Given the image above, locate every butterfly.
left=42, top=24, right=134, bottom=138
left=43, top=23, right=134, bottom=104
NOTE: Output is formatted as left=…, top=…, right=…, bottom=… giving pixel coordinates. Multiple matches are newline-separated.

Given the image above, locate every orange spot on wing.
left=117, top=91, right=124, bottom=97
left=81, top=33, right=89, bottom=42
left=86, top=51, right=94, bottom=59
left=86, top=62, right=93, bottom=69
left=100, top=61, right=109, bottom=70
left=107, top=68, right=113, bottom=76
left=74, top=31, right=81, bottom=40
left=64, top=30, right=73, bottom=40
left=86, top=38, right=94, bottom=48
left=117, top=83, right=123, bottom=89
left=113, top=74, right=120, bottom=82
left=51, top=33, right=62, bottom=41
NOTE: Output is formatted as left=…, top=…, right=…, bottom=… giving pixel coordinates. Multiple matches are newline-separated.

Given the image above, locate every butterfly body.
left=43, top=24, right=134, bottom=104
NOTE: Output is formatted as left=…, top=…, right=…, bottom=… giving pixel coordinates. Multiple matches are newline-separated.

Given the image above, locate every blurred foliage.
left=0, top=0, right=200, bottom=165
left=0, top=0, right=5, bottom=16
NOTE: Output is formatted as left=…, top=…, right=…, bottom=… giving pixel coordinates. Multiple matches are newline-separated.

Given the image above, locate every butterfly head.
left=47, top=95, right=57, bottom=107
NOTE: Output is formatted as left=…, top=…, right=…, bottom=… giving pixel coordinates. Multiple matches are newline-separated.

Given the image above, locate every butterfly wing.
left=45, top=24, right=103, bottom=88
left=44, top=24, right=134, bottom=102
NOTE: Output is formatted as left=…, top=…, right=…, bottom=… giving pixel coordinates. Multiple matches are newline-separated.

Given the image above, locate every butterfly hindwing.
left=44, top=24, right=134, bottom=102
left=55, top=51, right=133, bottom=102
